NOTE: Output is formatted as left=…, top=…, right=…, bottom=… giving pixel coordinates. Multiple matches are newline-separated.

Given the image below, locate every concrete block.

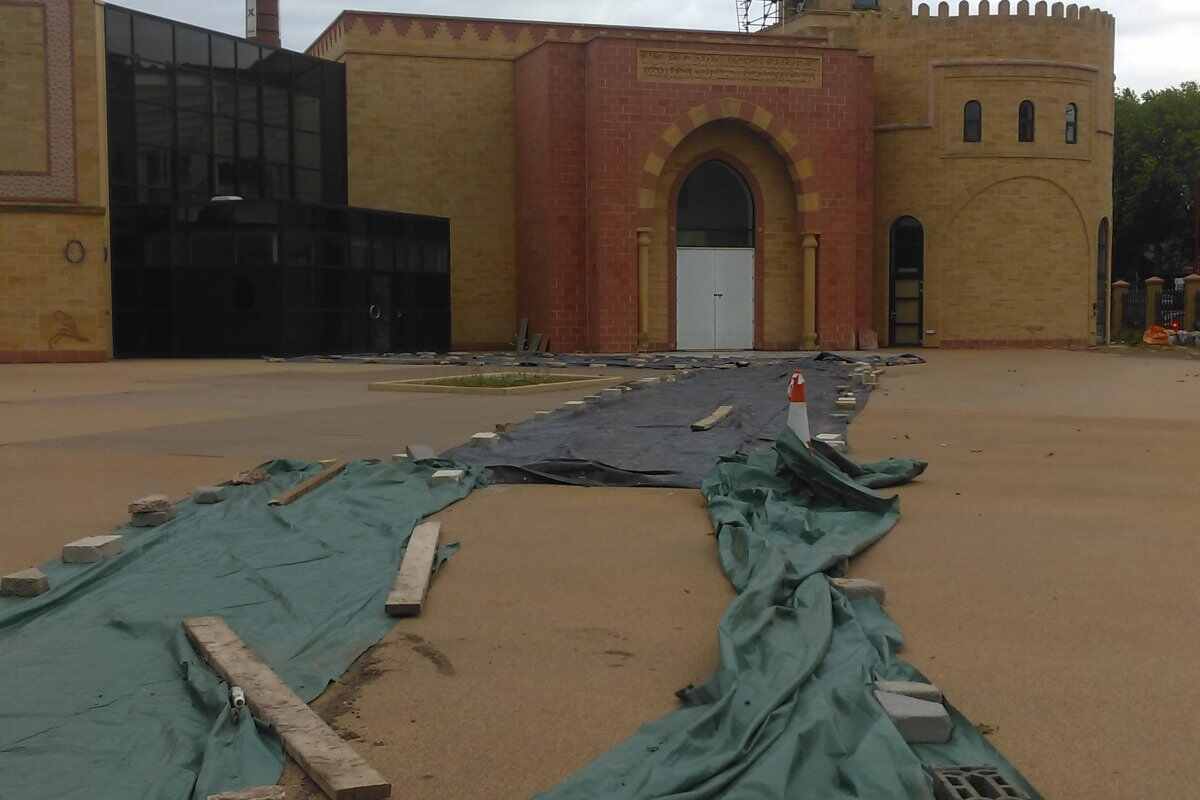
left=391, top=453, right=410, bottom=463
left=931, top=767, right=1030, bottom=800
left=815, top=433, right=847, bottom=452
left=562, top=400, right=587, bottom=413
left=131, top=509, right=177, bottom=528
left=835, top=396, right=858, bottom=410
left=406, top=444, right=437, bottom=460
left=535, top=410, right=553, bottom=416
left=470, top=432, right=500, bottom=446
left=831, top=577, right=886, bottom=605
left=318, top=458, right=338, bottom=467
left=206, top=786, right=286, bottom=800
left=1, top=567, right=50, bottom=597
left=63, top=535, right=124, bottom=564
left=430, top=469, right=465, bottom=486
left=874, top=690, right=953, bottom=744
left=128, top=494, right=171, bottom=514
left=193, top=486, right=226, bottom=505
left=875, top=680, right=943, bottom=703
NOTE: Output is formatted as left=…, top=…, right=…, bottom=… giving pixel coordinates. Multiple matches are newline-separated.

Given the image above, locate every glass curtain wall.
left=104, top=5, right=450, bottom=356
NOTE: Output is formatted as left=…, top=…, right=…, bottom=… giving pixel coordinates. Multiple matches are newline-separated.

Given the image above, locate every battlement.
left=904, top=1, right=1113, bottom=28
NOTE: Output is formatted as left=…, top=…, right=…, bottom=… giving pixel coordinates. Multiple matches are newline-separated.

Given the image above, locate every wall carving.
left=637, top=49, right=822, bottom=89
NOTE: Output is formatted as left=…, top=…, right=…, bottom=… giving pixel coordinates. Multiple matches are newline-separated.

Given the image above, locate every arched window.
left=676, top=160, right=754, bottom=248
left=1065, top=103, right=1078, bottom=144
left=1018, top=100, right=1036, bottom=142
left=963, top=100, right=982, bottom=143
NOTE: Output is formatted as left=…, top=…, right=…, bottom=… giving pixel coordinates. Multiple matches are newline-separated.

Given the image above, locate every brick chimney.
left=246, top=0, right=281, bottom=48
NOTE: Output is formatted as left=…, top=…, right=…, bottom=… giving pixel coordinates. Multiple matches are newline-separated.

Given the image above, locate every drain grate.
left=931, top=767, right=1031, bottom=800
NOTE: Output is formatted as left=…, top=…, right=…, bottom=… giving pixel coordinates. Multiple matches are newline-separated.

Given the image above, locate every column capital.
left=636, top=227, right=652, bottom=246
left=801, top=233, right=819, bottom=250
left=1111, top=280, right=1130, bottom=289
left=1145, top=276, right=1166, bottom=286
left=1184, top=273, right=1200, bottom=283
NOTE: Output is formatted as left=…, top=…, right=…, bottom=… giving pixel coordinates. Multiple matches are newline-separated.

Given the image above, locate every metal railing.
left=1160, top=287, right=1186, bottom=328
left=1122, top=284, right=1146, bottom=331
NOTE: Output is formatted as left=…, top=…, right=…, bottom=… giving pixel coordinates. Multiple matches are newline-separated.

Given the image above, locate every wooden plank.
left=183, top=617, right=391, bottom=800
left=691, top=404, right=734, bottom=432
left=268, top=461, right=346, bottom=507
left=386, top=521, right=441, bottom=617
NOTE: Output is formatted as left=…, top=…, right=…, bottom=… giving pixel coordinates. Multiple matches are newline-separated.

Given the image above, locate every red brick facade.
left=515, top=34, right=875, bottom=352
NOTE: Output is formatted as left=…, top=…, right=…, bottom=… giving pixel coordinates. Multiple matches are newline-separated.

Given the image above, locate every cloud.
left=112, top=0, right=1192, bottom=92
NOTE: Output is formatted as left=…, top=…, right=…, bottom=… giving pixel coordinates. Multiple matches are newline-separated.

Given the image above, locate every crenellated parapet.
left=909, top=1, right=1113, bottom=27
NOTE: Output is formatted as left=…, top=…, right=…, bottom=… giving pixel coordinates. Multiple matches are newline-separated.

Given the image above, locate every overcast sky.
left=116, top=0, right=1190, bottom=93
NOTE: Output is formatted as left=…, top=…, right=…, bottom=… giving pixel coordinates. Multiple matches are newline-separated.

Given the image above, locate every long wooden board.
left=691, top=405, right=734, bottom=432
left=183, top=616, right=391, bottom=800
left=268, top=461, right=346, bottom=507
left=386, top=521, right=441, bottom=617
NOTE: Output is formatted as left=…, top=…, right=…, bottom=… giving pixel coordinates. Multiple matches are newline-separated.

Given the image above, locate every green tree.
left=1113, top=82, right=1200, bottom=282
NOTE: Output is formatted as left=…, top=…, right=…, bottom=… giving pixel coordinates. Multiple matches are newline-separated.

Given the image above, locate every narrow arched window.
left=963, top=100, right=982, bottom=143
left=1065, top=103, right=1078, bottom=144
left=1018, top=100, right=1036, bottom=142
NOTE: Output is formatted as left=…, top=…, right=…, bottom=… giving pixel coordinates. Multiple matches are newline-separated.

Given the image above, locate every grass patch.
left=423, top=372, right=584, bottom=389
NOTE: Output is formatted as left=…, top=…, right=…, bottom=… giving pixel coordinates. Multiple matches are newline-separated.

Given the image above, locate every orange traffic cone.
left=787, top=369, right=811, bottom=443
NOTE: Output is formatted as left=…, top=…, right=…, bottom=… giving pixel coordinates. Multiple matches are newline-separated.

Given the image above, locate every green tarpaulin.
left=0, top=459, right=477, bottom=800
left=539, top=431, right=1040, bottom=799
left=1, top=433, right=1041, bottom=799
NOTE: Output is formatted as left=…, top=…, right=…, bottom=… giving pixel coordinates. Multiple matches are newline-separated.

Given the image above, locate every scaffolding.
left=737, top=0, right=804, bottom=33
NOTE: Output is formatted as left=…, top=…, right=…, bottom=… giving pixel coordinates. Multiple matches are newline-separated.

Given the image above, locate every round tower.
left=785, top=1, right=1116, bottom=346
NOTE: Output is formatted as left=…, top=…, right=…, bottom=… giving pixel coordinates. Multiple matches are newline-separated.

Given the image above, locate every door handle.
left=368, top=304, right=381, bottom=320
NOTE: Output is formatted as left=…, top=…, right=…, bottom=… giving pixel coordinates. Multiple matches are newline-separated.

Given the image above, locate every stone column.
left=1145, top=276, right=1165, bottom=327
left=801, top=234, right=819, bottom=349
left=636, top=228, right=652, bottom=347
left=1110, top=280, right=1129, bottom=334
left=1184, top=274, right=1200, bottom=331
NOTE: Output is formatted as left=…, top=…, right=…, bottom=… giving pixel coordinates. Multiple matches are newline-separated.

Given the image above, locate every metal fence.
left=1122, top=283, right=1146, bottom=331
left=1121, top=282, right=1194, bottom=331
left=1160, top=286, right=1187, bottom=328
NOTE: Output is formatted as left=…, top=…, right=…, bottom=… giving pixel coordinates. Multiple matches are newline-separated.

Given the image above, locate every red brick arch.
left=635, top=98, right=819, bottom=231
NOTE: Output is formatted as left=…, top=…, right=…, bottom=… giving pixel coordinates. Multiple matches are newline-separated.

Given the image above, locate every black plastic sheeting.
left=444, top=358, right=867, bottom=488
left=277, top=351, right=924, bottom=371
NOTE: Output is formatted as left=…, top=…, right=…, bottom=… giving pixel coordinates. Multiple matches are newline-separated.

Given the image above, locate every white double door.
left=675, top=247, right=755, bottom=351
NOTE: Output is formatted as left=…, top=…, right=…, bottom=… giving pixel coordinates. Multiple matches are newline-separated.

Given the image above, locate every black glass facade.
left=104, top=5, right=346, bottom=205
left=105, top=6, right=451, bottom=356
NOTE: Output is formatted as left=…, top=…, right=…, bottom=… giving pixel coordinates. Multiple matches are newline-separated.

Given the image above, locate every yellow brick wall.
left=343, top=52, right=517, bottom=349
left=786, top=6, right=1116, bottom=346
left=0, top=0, right=110, bottom=361
left=650, top=120, right=803, bottom=348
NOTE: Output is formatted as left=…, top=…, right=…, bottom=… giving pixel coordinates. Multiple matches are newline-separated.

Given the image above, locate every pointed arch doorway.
left=674, top=159, right=756, bottom=350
